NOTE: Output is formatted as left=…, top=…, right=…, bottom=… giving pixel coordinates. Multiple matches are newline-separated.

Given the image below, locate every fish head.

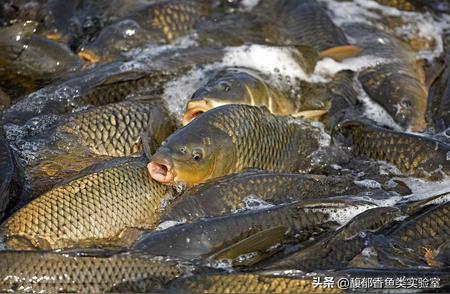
left=182, top=68, right=260, bottom=125
left=78, top=19, right=148, bottom=63
left=148, top=120, right=236, bottom=186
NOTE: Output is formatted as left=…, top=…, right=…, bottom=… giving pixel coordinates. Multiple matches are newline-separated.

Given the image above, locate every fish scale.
left=209, top=105, right=319, bottom=173
left=134, top=200, right=337, bottom=258
left=389, top=201, right=450, bottom=251
left=340, top=121, right=450, bottom=178
left=169, top=273, right=340, bottom=293
left=58, top=100, right=174, bottom=157
left=0, top=251, right=187, bottom=293
left=2, top=158, right=171, bottom=250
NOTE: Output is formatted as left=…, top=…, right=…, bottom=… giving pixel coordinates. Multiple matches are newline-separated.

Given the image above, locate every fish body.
left=0, top=137, right=15, bottom=220
left=2, top=157, right=172, bottom=249
left=0, top=250, right=188, bottom=293
left=58, top=98, right=175, bottom=157
left=169, top=272, right=341, bottom=293
left=133, top=200, right=364, bottom=258
left=256, top=0, right=349, bottom=52
left=79, top=0, right=212, bottom=62
left=428, top=53, right=450, bottom=132
left=339, top=120, right=450, bottom=179
left=266, top=206, right=399, bottom=271
left=388, top=201, right=450, bottom=253
left=149, top=105, right=321, bottom=186
left=162, top=171, right=369, bottom=223
left=183, top=67, right=298, bottom=125
left=345, top=24, right=428, bottom=131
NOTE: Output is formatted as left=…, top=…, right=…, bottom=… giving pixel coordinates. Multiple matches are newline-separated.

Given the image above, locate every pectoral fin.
left=319, top=45, right=363, bottom=62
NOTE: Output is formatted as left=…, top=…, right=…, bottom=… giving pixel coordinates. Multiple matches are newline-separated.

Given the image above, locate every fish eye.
left=219, top=81, right=231, bottom=92
left=192, top=148, right=203, bottom=161
left=180, top=146, right=187, bottom=154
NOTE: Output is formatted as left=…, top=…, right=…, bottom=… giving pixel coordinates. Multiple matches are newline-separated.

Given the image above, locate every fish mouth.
left=78, top=50, right=100, bottom=63
left=148, top=157, right=175, bottom=184
left=182, top=100, right=211, bottom=126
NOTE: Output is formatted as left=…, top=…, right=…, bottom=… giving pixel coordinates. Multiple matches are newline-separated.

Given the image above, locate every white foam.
left=306, top=202, right=378, bottom=226
left=398, top=177, right=450, bottom=203
left=313, top=55, right=387, bottom=79
left=354, top=179, right=382, bottom=189
left=155, top=220, right=185, bottom=231
left=241, top=0, right=260, bottom=11
left=222, top=45, right=310, bottom=83
left=240, top=195, right=274, bottom=211
left=323, top=0, right=450, bottom=59
left=352, top=76, right=402, bottom=130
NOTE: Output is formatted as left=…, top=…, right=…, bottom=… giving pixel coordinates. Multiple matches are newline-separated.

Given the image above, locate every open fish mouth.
left=182, top=101, right=212, bottom=126
left=148, top=158, right=175, bottom=184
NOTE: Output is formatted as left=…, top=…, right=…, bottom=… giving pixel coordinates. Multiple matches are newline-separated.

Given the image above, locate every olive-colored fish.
left=256, top=0, right=354, bottom=54
left=373, top=0, right=420, bottom=11
left=79, top=0, right=212, bottom=63
left=266, top=206, right=399, bottom=271
left=57, top=97, right=176, bottom=157
left=1, top=157, right=173, bottom=250
left=183, top=67, right=299, bottom=125
left=428, top=53, right=450, bottom=132
left=0, top=250, right=189, bottom=293
left=338, top=120, right=450, bottom=179
left=0, top=137, right=15, bottom=220
left=148, top=105, right=322, bottom=186
left=0, top=20, right=37, bottom=66
left=388, top=201, right=450, bottom=257
left=162, top=171, right=370, bottom=223
left=169, top=272, right=341, bottom=293
left=346, top=24, right=428, bottom=131
left=134, top=199, right=373, bottom=259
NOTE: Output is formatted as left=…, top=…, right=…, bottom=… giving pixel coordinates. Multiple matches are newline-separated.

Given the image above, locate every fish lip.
left=182, top=100, right=211, bottom=126
left=78, top=50, right=100, bottom=63
left=147, top=157, right=175, bottom=184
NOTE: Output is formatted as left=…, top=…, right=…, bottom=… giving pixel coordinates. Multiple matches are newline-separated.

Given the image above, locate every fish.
left=427, top=52, right=450, bottom=132
left=168, top=272, right=341, bottom=293
left=338, top=120, right=450, bottom=179
left=57, top=97, right=176, bottom=157
left=255, top=0, right=360, bottom=58
left=346, top=24, right=428, bottom=131
left=0, top=20, right=37, bottom=66
left=0, top=137, right=15, bottom=220
left=183, top=67, right=300, bottom=125
left=148, top=105, right=322, bottom=186
left=1, top=157, right=173, bottom=250
left=161, top=171, right=371, bottom=223
left=0, top=250, right=190, bottom=293
left=79, top=0, right=213, bottom=63
left=388, top=201, right=450, bottom=259
left=265, top=206, right=399, bottom=271
left=372, top=0, right=420, bottom=11
left=134, top=199, right=369, bottom=259
left=0, top=87, right=11, bottom=111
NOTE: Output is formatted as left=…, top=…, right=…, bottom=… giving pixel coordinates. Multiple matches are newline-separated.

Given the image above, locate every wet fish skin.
left=133, top=200, right=359, bottom=258
left=161, top=171, right=370, bottom=223
left=149, top=105, right=321, bottom=186
left=57, top=98, right=176, bottom=157
left=428, top=53, right=450, bottom=132
left=0, top=137, right=15, bottom=220
left=359, top=63, right=428, bottom=131
left=338, top=120, right=450, bottom=179
left=183, top=67, right=298, bottom=125
left=265, top=206, right=399, bottom=271
left=0, top=250, right=188, bottom=293
left=80, top=0, right=212, bottom=62
left=388, top=201, right=450, bottom=253
left=1, top=157, right=172, bottom=250
left=256, top=0, right=349, bottom=52
left=345, top=24, right=427, bottom=131
left=373, top=0, right=419, bottom=11
left=0, top=20, right=37, bottom=65
left=168, top=272, right=341, bottom=293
